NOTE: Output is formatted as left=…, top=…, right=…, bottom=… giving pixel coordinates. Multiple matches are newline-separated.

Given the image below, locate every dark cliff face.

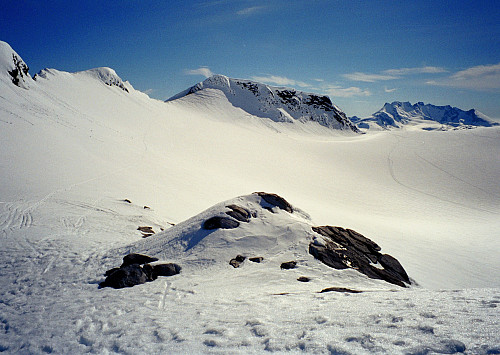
left=8, top=54, right=30, bottom=87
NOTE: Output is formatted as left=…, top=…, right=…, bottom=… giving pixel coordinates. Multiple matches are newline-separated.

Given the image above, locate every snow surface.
left=0, top=41, right=499, bottom=353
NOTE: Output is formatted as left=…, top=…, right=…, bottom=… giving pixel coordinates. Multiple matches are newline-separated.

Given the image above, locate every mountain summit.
left=167, top=75, right=359, bottom=132
left=352, top=101, right=497, bottom=130
left=0, top=40, right=33, bottom=89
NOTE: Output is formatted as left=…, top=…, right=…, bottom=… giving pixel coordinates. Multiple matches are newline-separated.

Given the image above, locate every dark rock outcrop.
left=229, top=255, right=246, bottom=268
left=100, top=264, right=148, bottom=289
left=121, top=253, right=158, bottom=267
left=100, top=253, right=181, bottom=289
left=249, top=257, right=263, bottom=263
left=319, top=287, right=362, bottom=294
left=152, top=263, right=182, bottom=278
left=280, top=261, right=297, bottom=269
left=203, top=216, right=240, bottom=230
left=297, top=276, right=310, bottom=282
left=310, top=226, right=410, bottom=287
left=8, top=54, right=30, bottom=88
left=255, top=192, right=293, bottom=213
left=137, top=226, right=155, bottom=234
left=225, top=205, right=251, bottom=222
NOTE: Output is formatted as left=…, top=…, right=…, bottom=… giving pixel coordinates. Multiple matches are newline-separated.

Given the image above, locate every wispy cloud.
left=324, top=85, right=371, bottom=98
left=427, top=63, right=500, bottom=91
left=237, top=6, right=265, bottom=16
left=344, top=66, right=447, bottom=82
left=384, top=87, right=397, bottom=93
left=185, top=67, right=214, bottom=78
left=342, top=72, right=398, bottom=82
left=251, top=75, right=311, bottom=88
left=383, top=66, right=447, bottom=76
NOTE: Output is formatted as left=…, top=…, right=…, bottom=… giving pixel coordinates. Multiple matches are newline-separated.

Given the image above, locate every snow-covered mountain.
left=0, top=41, right=33, bottom=89
left=352, top=101, right=497, bottom=130
left=1, top=40, right=499, bottom=354
left=167, top=74, right=359, bottom=132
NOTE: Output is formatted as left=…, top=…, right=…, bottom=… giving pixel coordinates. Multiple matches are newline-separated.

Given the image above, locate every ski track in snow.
left=387, top=131, right=499, bottom=215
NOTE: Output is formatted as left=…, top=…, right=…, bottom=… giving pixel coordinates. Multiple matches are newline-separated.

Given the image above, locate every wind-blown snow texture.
left=167, top=74, right=359, bottom=132
left=352, top=101, right=497, bottom=130
left=0, top=40, right=499, bottom=354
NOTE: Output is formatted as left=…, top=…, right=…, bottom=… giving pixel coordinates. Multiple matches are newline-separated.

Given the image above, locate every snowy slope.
left=167, top=74, right=359, bottom=132
left=1, top=41, right=499, bottom=354
left=352, top=101, right=497, bottom=130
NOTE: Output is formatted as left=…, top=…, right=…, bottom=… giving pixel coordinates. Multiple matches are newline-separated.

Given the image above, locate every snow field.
left=0, top=42, right=499, bottom=353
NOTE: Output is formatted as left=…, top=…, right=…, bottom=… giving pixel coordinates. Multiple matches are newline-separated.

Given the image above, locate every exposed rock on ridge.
left=0, top=41, right=32, bottom=89
left=310, top=226, right=410, bottom=287
left=167, top=75, right=359, bottom=132
left=127, top=192, right=411, bottom=288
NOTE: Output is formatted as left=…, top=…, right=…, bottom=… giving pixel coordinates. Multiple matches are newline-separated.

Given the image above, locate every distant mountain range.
left=1, top=40, right=496, bottom=133
left=351, top=101, right=497, bottom=130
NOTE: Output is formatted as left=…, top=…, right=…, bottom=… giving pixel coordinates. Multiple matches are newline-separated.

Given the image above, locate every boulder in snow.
left=121, top=253, right=159, bottom=267
left=203, top=216, right=240, bottom=230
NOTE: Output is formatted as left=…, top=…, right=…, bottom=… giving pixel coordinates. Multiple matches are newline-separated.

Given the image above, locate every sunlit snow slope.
left=1, top=40, right=499, bottom=354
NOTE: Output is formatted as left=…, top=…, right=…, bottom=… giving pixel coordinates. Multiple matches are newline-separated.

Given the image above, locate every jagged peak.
left=0, top=40, right=32, bottom=89
left=355, top=101, right=497, bottom=130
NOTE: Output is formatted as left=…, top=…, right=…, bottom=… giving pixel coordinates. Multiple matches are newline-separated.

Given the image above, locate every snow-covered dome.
left=76, top=67, right=131, bottom=92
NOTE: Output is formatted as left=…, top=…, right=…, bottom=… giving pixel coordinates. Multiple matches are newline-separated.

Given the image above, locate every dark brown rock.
left=153, top=263, right=182, bottom=277
left=203, top=216, right=240, bottom=230
left=297, top=276, right=310, bottom=282
left=280, top=261, right=297, bottom=269
left=310, top=226, right=410, bottom=287
left=137, top=226, right=155, bottom=234
left=255, top=192, right=293, bottom=213
left=121, top=253, right=158, bottom=267
left=104, top=267, right=120, bottom=277
left=99, top=264, right=148, bottom=289
left=225, top=205, right=251, bottom=222
left=249, top=257, right=263, bottom=263
left=229, top=255, right=246, bottom=268
left=319, top=287, right=362, bottom=294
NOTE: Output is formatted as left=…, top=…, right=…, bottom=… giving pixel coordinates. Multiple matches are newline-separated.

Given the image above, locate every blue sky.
left=1, top=0, right=499, bottom=118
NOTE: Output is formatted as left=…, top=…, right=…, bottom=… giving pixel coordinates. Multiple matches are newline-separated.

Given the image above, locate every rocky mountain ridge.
left=167, top=74, right=359, bottom=132
left=351, top=101, right=497, bottom=130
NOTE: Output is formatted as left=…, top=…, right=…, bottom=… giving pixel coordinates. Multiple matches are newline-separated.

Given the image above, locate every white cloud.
left=251, top=75, right=311, bottom=88
left=185, top=67, right=214, bottom=78
left=324, top=85, right=371, bottom=98
left=342, top=72, right=398, bottom=82
left=384, top=87, right=397, bottom=93
left=343, top=66, right=447, bottom=82
left=236, top=6, right=265, bottom=16
left=427, top=62, right=500, bottom=91
left=383, top=66, right=447, bottom=76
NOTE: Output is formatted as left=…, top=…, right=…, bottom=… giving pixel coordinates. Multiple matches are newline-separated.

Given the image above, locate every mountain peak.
left=0, top=40, right=32, bottom=89
left=76, top=67, right=130, bottom=92
left=167, top=75, right=359, bottom=132
left=354, top=101, right=497, bottom=130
